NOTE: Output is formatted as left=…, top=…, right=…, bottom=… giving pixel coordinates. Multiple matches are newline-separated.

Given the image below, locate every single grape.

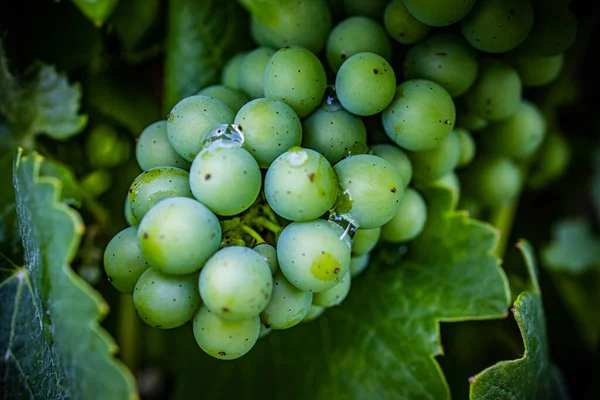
left=464, top=58, right=522, bottom=122
left=85, top=123, right=131, bottom=168
left=136, top=120, right=191, bottom=171
left=199, top=246, right=273, bottom=321
left=369, top=144, right=413, bottom=187
left=133, top=267, right=201, bottom=329
left=189, top=142, right=262, bottom=216
left=313, top=272, right=351, bottom=307
left=326, top=16, right=392, bottom=72
left=138, top=197, right=221, bottom=275
left=221, top=52, right=247, bottom=90
left=528, top=131, right=571, bottom=189
left=253, top=243, right=279, bottom=275
left=465, top=156, right=523, bottom=207
left=460, top=0, right=534, bottom=53
left=103, top=226, right=149, bottom=294
left=383, top=0, right=430, bottom=45
left=277, top=220, right=352, bottom=292
left=405, top=0, right=476, bottom=26
left=335, top=52, right=396, bottom=116
left=166, top=95, right=235, bottom=161
left=403, top=32, right=479, bottom=98
left=510, top=54, right=564, bottom=87
left=198, top=85, right=251, bottom=113
left=237, top=47, right=276, bottom=99
left=192, top=305, right=260, bottom=360
left=456, top=102, right=489, bottom=132
left=381, top=188, right=427, bottom=243
left=382, top=79, right=456, bottom=152
left=234, top=98, right=302, bottom=168
left=481, top=101, right=546, bottom=159
left=302, top=304, right=326, bottom=323
left=409, top=130, right=460, bottom=183
left=264, top=147, right=338, bottom=222
left=456, top=128, right=476, bottom=168
left=333, top=154, right=404, bottom=229
left=351, top=227, right=381, bottom=256
left=263, top=46, right=327, bottom=118
left=260, top=271, right=313, bottom=329
left=343, top=0, right=387, bottom=19
left=128, top=166, right=192, bottom=222
left=242, top=0, right=332, bottom=53
left=350, top=252, right=371, bottom=277
left=301, top=105, right=368, bottom=165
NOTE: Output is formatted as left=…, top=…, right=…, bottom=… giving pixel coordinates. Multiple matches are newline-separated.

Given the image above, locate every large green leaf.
left=470, top=240, right=569, bottom=400
left=167, top=186, right=510, bottom=399
left=0, top=150, right=137, bottom=399
left=542, top=218, right=600, bottom=273
left=163, top=0, right=249, bottom=112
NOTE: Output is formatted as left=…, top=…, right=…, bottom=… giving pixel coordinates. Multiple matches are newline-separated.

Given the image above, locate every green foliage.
left=72, top=0, right=120, bottom=26
left=542, top=218, right=600, bottom=273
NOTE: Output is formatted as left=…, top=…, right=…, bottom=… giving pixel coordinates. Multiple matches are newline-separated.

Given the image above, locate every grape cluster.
left=104, top=0, right=576, bottom=360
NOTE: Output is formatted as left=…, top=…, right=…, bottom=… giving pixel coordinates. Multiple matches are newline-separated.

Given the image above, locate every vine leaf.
left=542, top=218, right=600, bottom=273
left=0, top=150, right=137, bottom=400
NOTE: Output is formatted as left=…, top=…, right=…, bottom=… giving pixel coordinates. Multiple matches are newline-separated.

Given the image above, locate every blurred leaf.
left=0, top=150, right=137, bottom=399
left=542, top=218, right=600, bottom=273
left=72, top=0, right=120, bottom=26
left=39, top=159, right=83, bottom=207
left=163, top=0, right=250, bottom=112
left=168, top=186, right=510, bottom=399
left=110, top=0, right=161, bottom=50
left=470, top=240, right=569, bottom=400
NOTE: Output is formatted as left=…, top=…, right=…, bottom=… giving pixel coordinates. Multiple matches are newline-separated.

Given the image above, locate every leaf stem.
left=117, top=294, right=138, bottom=372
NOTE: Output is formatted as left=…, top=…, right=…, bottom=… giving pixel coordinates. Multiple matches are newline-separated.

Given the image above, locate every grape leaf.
left=470, top=240, right=569, bottom=400
left=168, top=186, right=510, bottom=399
left=541, top=218, right=600, bottom=273
left=163, top=0, right=249, bottom=112
left=0, top=150, right=137, bottom=399
left=72, top=0, right=120, bottom=26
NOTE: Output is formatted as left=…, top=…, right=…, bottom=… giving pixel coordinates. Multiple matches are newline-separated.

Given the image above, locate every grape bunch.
left=104, top=0, right=576, bottom=360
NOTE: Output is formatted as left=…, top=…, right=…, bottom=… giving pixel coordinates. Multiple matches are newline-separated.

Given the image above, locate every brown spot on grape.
left=373, top=69, right=379, bottom=74
left=205, top=173, right=211, bottom=180
left=391, top=187, right=397, bottom=193
left=307, top=173, right=315, bottom=182
left=218, top=351, right=226, bottom=356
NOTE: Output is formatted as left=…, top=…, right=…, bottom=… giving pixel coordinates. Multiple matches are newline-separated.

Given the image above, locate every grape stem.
left=117, top=293, right=138, bottom=372
left=254, top=216, right=282, bottom=236
left=490, top=200, right=518, bottom=259
left=241, top=224, right=266, bottom=245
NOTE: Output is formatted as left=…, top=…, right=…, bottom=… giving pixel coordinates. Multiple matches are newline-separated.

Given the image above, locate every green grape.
left=234, top=98, right=302, bottom=168
left=381, top=188, right=427, bottom=243
left=199, top=246, right=273, bottom=321
left=351, top=227, right=381, bottom=256
left=138, top=197, right=221, bottom=275
left=528, top=131, right=571, bottom=188
left=456, top=110, right=488, bottom=132
left=369, top=144, right=413, bottom=187
left=192, top=305, right=260, bottom=360
left=350, top=252, right=370, bottom=277
left=242, top=0, right=332, bottom=53
left=465, top=156, right=523, bottom=207
left=264, top=147, right=338, bottom=221
left=166, top=95, right=235, bottom=161
left=456, top=128, right=476, bottom=167
left=103, top=226, right=149, bottom=294
left=189, top=142, right=262, bottom=216
left=464, top=58, right=522, bottom=122
left=301, top=105, right=368, bottom=165
left=128, top=167, right=192, bottom=222
left=335, top=52, right=396, bottom=116
left=221, top=52, right=248, bottom=90
left=198, top=85, right=251, bottom=113
left=382, top=79, right=456, bottom=152
left=313, top=272, right=351, bottom=307
left=85, top=123, right=131, bottom=169
left=302, top=304, right=325, bottom=323
left=383, top=0, right=431, bottom=45
left=133, top=267, right=201, bottom=329
left=237, top=47, right=276, bottom=99
left=419, top=171, right=460, bottom=211
left=124, top=194, right=138, bottom=226
left=513, top=3, right=577, bottom=56
left=259, top=323, right=272, bottom=339
left=407, top=0, right=476, bottom=26
left=334, top=154, right=404, bottom=229
left=403, top=33, right=479, bottom=97
left=253, top=243, right=279, bottom=274
left=277, top=220, right=352, bottom=292
left=136, top=121, right=191, bottom=171
left=460, top=0, right=534, bottom=53
left=510, top=54, right=564, bottom=87
left=343, top=0, right=387, bottom=19
left=260, top=271, right=313, bottom=329
left=409, top=130, right=460, bottom=183
left=263, top=46, right=327, bottom=118
left=481, top=101, right=546, bottom=159
left=326, top=16, right=392, bottom=72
